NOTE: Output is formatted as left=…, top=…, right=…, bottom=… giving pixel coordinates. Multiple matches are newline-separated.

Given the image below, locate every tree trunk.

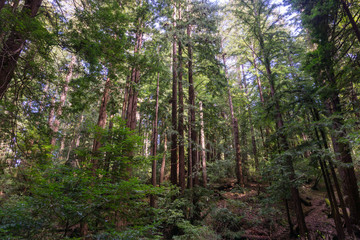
left=170, top=5, right=178, bottom=186
left=92, top=78, right=111, bottom=169
left=125, top=31, right=142, bottom=131
left=199, top=101, right=207, bottom=187
left=258, top=29, right=307, bottom=234
left=0, top=0, right=43, bottom=99
left=150, top=73, right=160, bottom=207
left=160, top=132, right=167, bottom=185
left=51, top=55, right=76, bottom=146
left=188, top=24, right=198, bottom=187
left=178, top=7, right=185, bottom=192
left=222, top=54, right=244, bottom=187
left=341, top=0, right=360, bottom=44
left=242, top=65, right=259, bottom=170
left=327, top=96, right=360, bottom=224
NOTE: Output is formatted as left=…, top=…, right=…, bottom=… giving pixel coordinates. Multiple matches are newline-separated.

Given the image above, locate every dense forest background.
left=1, top=0, right=360, bottom=239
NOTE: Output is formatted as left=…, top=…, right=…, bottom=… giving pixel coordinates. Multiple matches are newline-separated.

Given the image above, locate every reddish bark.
left=159, top=132, right=167, bottom=185
left=150, top=73, right=160, bottom=207
left=0, top=0, right=43, bottom=99
left=178, top=26, right=185, bottom=192
left=188, top=23, right=198, bottom=187
left=125, top=30, right=142, bottom=131
left=51, top=55, right=76, bottom=146
left=199, top=101, right=207, bottom=187
left=92, top=78, right=111, bottom=169
left=170, top=5, right=178, bottom=186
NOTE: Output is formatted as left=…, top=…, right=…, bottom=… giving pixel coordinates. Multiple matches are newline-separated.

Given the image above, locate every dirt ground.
left=213, top=179, right=340, bottom=240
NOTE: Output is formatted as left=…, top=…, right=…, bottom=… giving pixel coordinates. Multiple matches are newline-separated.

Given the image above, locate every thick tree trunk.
left=170, top=5, right=178, bottom=186
left=199, top=101, right=207, bottom=187
left=150, top=73, right=160, bottom=207
left=160, top=132, right=167, bottom=185
left=178, top=8, right=185, bottom=191
left=92, top=78, right=111, bottom=169
left=222, top=54, right=244, bottom=187
left=51, top=55, right=76, bottom=146
left=0, top=0, right=43, bottom=99
left=188, top=24, right=198, bottom=187
left=126, top=39, right=142, bottom=130
left=327, top=96, right=360, bottom=224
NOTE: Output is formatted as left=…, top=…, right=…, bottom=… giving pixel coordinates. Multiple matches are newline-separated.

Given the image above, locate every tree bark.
left=170, top=5, right=178, bottom=186
left=51, top=55, right=76, bottom=146
left=222, top=54, right=244, bottom=187
left=178, top=6, right=185, bottom=192
left=159, top=132, right=167, bottom=185
left=258, top=28, right=307, bottom=234
left=92, top=78, right=111, bottom=170
left=150, top=72, right=160, bottom=207
left=125, top=30, right=142, bottom=131
left=0, top=0, right=43, bottom=99
left=327, top=97, right=360, bottom=224
left=188, top=24, right=198, bottom=187
left=199, top=101, right=207, bottom=187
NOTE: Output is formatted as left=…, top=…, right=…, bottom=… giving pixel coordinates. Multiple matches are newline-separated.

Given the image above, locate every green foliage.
left=173, top=221, right=220, bottom=240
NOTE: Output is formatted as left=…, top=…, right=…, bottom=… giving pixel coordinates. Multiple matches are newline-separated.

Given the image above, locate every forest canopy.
left=0, top=0, right=360, bottom=239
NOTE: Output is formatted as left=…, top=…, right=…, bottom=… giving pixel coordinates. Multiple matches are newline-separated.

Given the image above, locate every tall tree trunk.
left=188, top=23, right=198, bottom=187
left=0, top=0, right=43, bottom=99
left=51, top=55, right=76, bottom=146
left=92, top=78, right=111, bottom=169
left=259, top=31, right=307, bottom=234
left=251, top=45, right=265, bottom=104
left=242, top=65, right=259, bottom=170
left=178, top=6, right=185, bottom=192
left=160, top=132, right=167, bottom=185
left=327, top=96, right=360, bottom=223
left=121, top=76, right=130, bottom=119
left=199, top=101, right=207, bottom=187
left=170, top=5, right=178, bottom=186
left=126, top=30, right=142, bottom=131
left=222, top=54, right=244, bottom=187
left=150, top=73, right=160, bottom=207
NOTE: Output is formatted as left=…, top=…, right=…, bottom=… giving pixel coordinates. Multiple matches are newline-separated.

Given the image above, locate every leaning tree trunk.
left=0, top=0, right=43, bottom=99
left=341, top=0, right=360, bottom=44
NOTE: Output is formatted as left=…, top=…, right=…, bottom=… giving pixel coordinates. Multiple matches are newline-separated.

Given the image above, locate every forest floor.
left=212, top=179, right=337, bottom=240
